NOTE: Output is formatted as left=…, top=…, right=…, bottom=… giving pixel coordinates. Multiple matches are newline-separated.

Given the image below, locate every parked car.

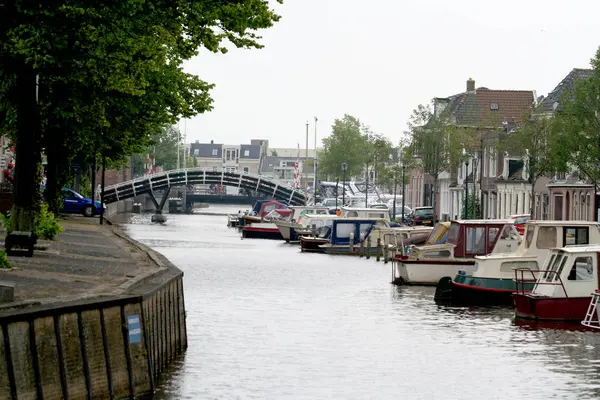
left=408, top=206, right=435, bottom=226
left=509, top=213, right=532, bottom=235
left=386, top=200, right=412, bottom=221
left=41, top=186, right=105, bottom=217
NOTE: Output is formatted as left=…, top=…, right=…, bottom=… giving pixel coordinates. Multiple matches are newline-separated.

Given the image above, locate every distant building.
left=261, top=155, right=315, bottom=189
left=189, top=139, right=268, bottom=175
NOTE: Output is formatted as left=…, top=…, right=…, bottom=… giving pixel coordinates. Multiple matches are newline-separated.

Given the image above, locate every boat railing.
left=581, top=290, right=600, bottom=329
left=513, top=268, right=568, bottom=298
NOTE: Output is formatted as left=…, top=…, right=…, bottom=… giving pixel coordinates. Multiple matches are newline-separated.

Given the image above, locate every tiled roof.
left=538, top=68, right=594, bottom=114
left=190, top=142, right=223, bottom=158
left=438, top=83, right=534, bottom=128
left=240, top=144, right=261, bottom=160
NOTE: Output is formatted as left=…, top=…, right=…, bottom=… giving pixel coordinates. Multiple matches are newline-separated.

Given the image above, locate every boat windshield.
left=446, top=223, right=460, bottom=245
left=524, top=225, right=534, bottom=249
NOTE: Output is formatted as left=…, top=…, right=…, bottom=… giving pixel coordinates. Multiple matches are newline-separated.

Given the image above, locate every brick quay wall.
left=0, top=217, right=187, bottom=399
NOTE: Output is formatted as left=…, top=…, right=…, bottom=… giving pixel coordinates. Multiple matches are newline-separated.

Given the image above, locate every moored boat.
left=434, top=221, right=600, bottom=306
left=513, top=244, right=600, bottom=322
left=392, top=219, right=521, bottom=286
left=240, top=200, right=288, bottom=226
left=274, top=206, right=330, bottom=242
left=242, top=223, right=284, bottom=240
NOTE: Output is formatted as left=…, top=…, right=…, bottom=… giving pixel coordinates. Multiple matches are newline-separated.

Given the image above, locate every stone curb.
left=107, top=219, right=177, bottom=293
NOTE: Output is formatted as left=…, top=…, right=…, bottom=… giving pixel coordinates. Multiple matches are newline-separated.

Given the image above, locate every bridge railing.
left=104, top=168, right=308, bottom=205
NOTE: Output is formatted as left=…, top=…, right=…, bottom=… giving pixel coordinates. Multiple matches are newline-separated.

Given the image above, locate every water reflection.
left=118, top=208, right=600, bottom=399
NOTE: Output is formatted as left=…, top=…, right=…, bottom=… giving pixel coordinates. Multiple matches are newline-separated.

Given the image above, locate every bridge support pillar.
left=149, top=186, right=171, bottom=223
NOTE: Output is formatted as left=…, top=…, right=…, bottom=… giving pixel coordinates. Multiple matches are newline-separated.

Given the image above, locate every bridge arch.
left=103, top=168, right=308, bottom=206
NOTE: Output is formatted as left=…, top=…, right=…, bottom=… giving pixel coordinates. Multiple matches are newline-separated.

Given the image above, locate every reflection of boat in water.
left=513, top=244, right=600, bottom=322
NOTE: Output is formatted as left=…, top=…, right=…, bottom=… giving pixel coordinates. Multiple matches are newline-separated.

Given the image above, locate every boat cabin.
left=325, top=218, right=389, bottom=245
left=290, top=206, right=330, bottom=223
left=340, top=207, right=390, bottom=221
left=250, top=200, right=288, bottom=218
left=444, top=219, right=521, bottom=258
left=522, top=245, right=600, bottom=299
left=473, top=221, right=600, bottom=278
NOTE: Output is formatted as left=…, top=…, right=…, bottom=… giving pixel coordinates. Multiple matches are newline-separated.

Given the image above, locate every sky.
left=181, top=0, right=600, bottom=149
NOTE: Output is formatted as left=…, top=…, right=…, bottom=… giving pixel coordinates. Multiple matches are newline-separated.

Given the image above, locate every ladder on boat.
left=581, top=290, right=600, bottom=329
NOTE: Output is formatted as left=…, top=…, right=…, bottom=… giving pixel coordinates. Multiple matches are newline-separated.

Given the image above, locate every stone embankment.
left=0, top=216, right=186, bottom=399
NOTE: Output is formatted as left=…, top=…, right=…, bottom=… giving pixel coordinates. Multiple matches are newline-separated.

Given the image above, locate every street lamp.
left=401, top=163, right=406, bottom=224
left=465, top=158, right=470, bottom=219
left=342, top=162, right=348, bottom=207
left=393, top=168, right=397, bottom=220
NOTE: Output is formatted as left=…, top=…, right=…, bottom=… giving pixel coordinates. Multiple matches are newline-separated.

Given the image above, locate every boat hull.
left=300, top=237, right=328, bottom=253
left=434, top=275, right=535, bottom=306
left=320, top=245, right=379, bottom=256
left=241, top=226, right=283, bottom=240
left=393, top=260, right=475, bottom=286
left=513, top=294, right=592, bottom=321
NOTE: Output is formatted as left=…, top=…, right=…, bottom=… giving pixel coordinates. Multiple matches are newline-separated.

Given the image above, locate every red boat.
left=513, top=245, right=600, bottom=322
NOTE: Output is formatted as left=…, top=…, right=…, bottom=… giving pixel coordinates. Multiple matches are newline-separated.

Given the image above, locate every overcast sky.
left=181, top=0, right=600, bottom=150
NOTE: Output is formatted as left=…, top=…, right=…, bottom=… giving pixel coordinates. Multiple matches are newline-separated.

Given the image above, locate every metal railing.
left=513, top=268, right=568, bottom=298
left=582, top=291, right=600, bottom=329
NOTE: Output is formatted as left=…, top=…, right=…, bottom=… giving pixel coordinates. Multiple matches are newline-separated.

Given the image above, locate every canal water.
left=121, top=206, right=600, bottom=400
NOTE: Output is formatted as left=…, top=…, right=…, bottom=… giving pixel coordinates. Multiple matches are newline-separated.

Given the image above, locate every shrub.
left=0, top=250, right=10, bottom=269
left=35, top=203, right=63, bottom=240
left=0, top=212, right=9, bottom=229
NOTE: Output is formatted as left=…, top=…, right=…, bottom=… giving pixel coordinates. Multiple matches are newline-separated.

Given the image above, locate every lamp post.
left=342, top=162, right=348, bottom=206
left=402, top=164, right=406, bottom=223
left=393, top=168, right=398, bottom=220
left=465, top=158, right=469, bottom=219
left=335, top=177, right=339, bottom=210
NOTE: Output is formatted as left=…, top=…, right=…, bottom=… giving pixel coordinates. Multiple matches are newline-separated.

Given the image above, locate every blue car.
left=60, top=188, right=105, bottom=217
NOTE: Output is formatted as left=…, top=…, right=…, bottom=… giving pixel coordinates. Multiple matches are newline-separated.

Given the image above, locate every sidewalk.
left=0, top=215, right=165, bottom=310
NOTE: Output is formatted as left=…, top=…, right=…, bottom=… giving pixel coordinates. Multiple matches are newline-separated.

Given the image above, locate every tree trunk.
left=10, top=63, right=41, bottom=233
left=432, top=175, right=438, bottom=222
left=530, top=178, right=536, bottom=220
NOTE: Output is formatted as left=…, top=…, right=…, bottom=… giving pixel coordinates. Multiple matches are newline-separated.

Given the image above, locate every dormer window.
left=490, top=103, right=499, bottom=110
left=212, top=149, right=218, bottom=156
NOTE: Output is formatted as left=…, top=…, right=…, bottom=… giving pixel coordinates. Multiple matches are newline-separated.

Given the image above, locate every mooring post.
left=366, top=237, right=371, bottom=259
left=349, top=233, right=354, bottom=254
left=359, top=234, right=365, bottom=257
left=383, top=235, right=390, bottom=264
left=376, top=238, right=381, bottom=262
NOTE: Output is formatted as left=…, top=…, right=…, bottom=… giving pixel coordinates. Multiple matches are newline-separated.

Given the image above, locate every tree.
left=318, top=115, right=370, bottom=180
left=553, top=48, right=600, bottom=186
left=365, top=132, right=393, bottom=187
left=0, top=1, right=283, bottom=231
left=499, top=112, right=562, bottom=218
left=406, top=103, right=473, bottom=217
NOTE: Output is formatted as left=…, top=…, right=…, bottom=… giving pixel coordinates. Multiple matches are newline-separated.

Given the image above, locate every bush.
left=0, top=250, right=10, bottom=269
left=35, top=203, right=63, bottom=240
left=0, top=212, right=9, bottom=229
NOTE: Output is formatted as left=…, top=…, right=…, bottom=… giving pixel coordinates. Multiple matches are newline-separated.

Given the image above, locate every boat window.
left=368, top=212, right=386, bottom=219
left=423, top=250, right=452, bottom=258
left=335, top=223, right=355, bottom=238
left=489, top=227, right=500, bottom=242
left=545, top=254, right=564, bottom=282
left=542, top=254, right=556, bottom=280
left=564, top=227, right=589, bottom=246
left=536, top=226, right=557, bottom=249
left=466, top=227, right=486, bottom=255
left=358, top=223, right=373, bottom=238
left=447, top=223, right=460, bottom=245
left=553, top=256, right=569, bottom=282
left=500, top=260, right=538, bottom=273
left=500, top=225, right=520, bottom=240
left=524, top=226, right=534, bottom=249
left=567, top=256, right=594, bottom=281
left=346, top=211, right=359, bottom=217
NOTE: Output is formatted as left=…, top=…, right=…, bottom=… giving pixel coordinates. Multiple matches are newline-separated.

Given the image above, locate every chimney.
left=210, top=140, right=214, bottom=144
left=466, top=78, right=475, bottom=92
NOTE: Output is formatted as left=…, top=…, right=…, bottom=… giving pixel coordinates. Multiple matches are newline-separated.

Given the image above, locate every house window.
left=564, top=227, right=589, bottom=246
left=243, top=167, right=249, bottom=174
left=244, top=150, right=250, bottom=157
left=194, top=149, right=199, bottom=156
left=212, top=166, right=218, bottom=172
left=212, top=149, right=218, bottom=156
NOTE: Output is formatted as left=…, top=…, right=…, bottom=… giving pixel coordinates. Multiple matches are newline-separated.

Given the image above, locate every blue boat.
left=300, top=218, right=388, bottom=254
